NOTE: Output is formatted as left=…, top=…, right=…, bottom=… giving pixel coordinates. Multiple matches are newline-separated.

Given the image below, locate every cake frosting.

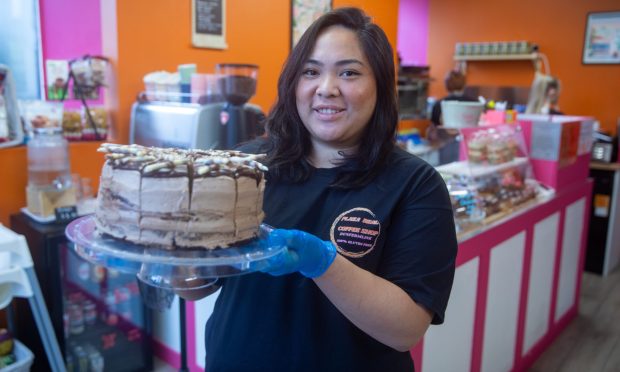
left=95, top=143, right=267, bottom=249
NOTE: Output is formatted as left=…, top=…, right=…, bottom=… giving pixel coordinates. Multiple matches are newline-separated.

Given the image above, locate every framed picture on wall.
left=192, top=0, right=228, bottom=49
left=291, top=0, right=332, bottom=49
left=582, top=11, right=620, bottom=64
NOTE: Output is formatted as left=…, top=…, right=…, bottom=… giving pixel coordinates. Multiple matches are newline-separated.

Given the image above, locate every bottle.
left=27, top=127, right=72, bottom=189
left=26, top=127, right=76, bottom=217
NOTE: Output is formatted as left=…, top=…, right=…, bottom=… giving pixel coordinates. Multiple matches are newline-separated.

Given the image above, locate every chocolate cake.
left=95, top=143, right=267, bottom=249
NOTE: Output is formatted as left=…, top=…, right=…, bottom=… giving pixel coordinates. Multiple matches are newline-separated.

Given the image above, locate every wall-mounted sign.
left=192, top=0, right=227, bottom=49
left=291, top=0, right=332, bottom=49
left=582, top=11, right=620, bottom=65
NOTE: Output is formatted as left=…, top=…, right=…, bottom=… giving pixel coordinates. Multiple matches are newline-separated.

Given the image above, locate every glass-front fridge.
left=9, top=213, right=153, bottom=372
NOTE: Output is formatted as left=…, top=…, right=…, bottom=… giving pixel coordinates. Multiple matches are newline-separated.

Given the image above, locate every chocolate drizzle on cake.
left=97, top=143, right=267, bottom=181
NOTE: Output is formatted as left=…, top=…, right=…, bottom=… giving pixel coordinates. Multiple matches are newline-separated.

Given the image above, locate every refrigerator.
left=9, top=213, right=153, bottom=372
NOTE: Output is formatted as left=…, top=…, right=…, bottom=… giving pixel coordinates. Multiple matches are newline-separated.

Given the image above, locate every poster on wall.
left=582, top=11, right=620, bottom=64
left=192, top=0, right=227, bottom=49
left=291, top=0, right=332, bottom=49
left=45, top=60, right=69, bottom=100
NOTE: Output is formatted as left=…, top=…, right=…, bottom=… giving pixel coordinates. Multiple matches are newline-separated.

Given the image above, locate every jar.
left=82, top=300, right=97, bottom=326
left=67, top=303, right=85, bottom=335
left=27, top=127, right=72, bottom=190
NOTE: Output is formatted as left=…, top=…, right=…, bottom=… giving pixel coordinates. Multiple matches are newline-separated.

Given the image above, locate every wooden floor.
left=528, top=267, right=620, bottom=372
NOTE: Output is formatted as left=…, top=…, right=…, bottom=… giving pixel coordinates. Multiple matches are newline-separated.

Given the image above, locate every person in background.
left=430, top=69, right=478, bottom=126
left=540, top=78, right=563, bottom=115
left=177, top=7, right=457, bottom=371
left=525, top=73, right=563, bottom=115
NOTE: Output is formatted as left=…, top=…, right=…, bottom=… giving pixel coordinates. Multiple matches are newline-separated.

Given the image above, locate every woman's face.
left=295, top=25, right=377, bottom=150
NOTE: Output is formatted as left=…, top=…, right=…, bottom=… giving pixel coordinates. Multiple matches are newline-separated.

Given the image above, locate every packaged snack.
left=46, top=60, right=70, bottom=100
left=19, top=100, right=64, bottom=135
left=62, top=109, right=82, bottom=140
left=81, top=106, right=108, bottom=140
left=70, top=56, right=109, bottom=100
left=467, top=131, right=489, bottom=164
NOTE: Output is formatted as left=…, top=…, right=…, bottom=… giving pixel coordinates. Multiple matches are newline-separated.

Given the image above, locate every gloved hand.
left=259, top=229, right=337, bottom=278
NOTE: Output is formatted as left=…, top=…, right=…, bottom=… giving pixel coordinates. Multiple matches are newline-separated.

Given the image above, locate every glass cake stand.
left=65, top=215, right=285, bottom=293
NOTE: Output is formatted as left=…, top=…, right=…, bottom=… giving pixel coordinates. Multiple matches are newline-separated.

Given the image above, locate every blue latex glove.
left=260, top=229, right=337, bottom=278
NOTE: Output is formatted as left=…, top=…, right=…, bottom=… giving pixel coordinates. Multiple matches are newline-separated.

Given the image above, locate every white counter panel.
left=482, top=232, right=525, bottom=372
left=524, top=212, right=560, bottom=355
left=422, top=257, right=479, bottom=372
left=555, top=198, right=586, bottom=321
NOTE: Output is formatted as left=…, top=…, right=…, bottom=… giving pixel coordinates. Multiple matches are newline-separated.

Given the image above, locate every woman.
left=430, top=69, right=478, bottom=126
left=525, top=73, right=563, bottom=115
left=186, top=7, right=457, bottom=371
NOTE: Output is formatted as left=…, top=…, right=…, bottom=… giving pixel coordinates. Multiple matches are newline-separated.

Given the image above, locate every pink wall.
left=397, top=0, right=429, bottom=66
left=40, top=0, right=103, bottom=107
left=40, top=0, right=102, bottom=60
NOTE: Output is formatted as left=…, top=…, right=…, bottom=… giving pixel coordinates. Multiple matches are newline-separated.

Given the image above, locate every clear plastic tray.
left=65, top=215, right=284, bottom=290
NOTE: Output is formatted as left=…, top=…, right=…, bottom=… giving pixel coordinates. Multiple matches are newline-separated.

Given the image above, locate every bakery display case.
left=439, top=157, right=541, bottom=234
left=437, top=124, right=549, bottom=236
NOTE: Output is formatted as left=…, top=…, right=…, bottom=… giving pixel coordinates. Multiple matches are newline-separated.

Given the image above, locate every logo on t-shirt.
left=330, top=207, right=381, bottom=258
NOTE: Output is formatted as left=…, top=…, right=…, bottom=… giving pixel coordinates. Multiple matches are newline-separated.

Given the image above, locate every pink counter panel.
left=412, top=179, right=592, bottom=372
left=152, top=179, right=592, bottom=372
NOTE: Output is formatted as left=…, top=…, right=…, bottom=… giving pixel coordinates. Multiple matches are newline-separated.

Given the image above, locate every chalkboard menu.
left=195, top=0, right=222, bottom=36
left=192, top=0, right=227, bottom=49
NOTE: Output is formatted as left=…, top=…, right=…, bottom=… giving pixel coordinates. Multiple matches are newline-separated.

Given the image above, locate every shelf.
left=453, top=53, right=540, bottom=61
left=590, top=162, right=620, bottom=171
left=436, top=157, right=529, bottom=179
left=453, top=52, right=548, bottom=74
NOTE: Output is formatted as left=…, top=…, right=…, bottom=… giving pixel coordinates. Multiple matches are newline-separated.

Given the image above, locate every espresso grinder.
left=215, top=63, right=259, bottom=149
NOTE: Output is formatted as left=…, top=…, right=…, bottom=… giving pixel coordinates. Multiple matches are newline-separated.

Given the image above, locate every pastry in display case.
left=443, top=175, right=486, bottom=233
left=438, top=124, right=547, bottom=234
left=438, top=158, right=540, bottom=234
left=463, top=125, right=522, bottom=166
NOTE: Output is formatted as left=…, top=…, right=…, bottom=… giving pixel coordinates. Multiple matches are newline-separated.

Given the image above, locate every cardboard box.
left=518, top=114, right=594, bottom=189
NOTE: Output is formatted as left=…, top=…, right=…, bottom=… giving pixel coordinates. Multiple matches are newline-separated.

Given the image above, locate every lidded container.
left=26, top=127, right=76, bottom=217
left=27, top=127, right=72, bottom=189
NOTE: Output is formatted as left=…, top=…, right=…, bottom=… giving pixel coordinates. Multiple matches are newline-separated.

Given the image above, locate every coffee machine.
left=130, top=64, right=264, bottom=150
left=130, top=101, right=264, bottom=150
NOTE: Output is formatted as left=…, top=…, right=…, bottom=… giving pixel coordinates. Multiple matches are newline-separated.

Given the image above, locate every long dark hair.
left=264, top=7, right=398, bottom=189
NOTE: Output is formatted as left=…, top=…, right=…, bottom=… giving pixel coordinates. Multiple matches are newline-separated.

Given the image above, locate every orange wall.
left=427, top=0, right=620, bottom=133
left=0, top=142, right=104, bottom=226
left=112, top=0, right=399, bottom=144
left=0, top=1, right=398, bottom=227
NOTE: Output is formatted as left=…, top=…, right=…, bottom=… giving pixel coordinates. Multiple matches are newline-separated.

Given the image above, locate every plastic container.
left=441, top=101, right=484, bottom=128
left=26, top=128, right=72, bottom=190
left=0, top=340, right=34, bottom=372
left=26, top=127, right=76, bottom=217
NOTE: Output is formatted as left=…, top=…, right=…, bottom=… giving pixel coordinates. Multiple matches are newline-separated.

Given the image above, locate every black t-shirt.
left=204, top=142, right=457, bottom=372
